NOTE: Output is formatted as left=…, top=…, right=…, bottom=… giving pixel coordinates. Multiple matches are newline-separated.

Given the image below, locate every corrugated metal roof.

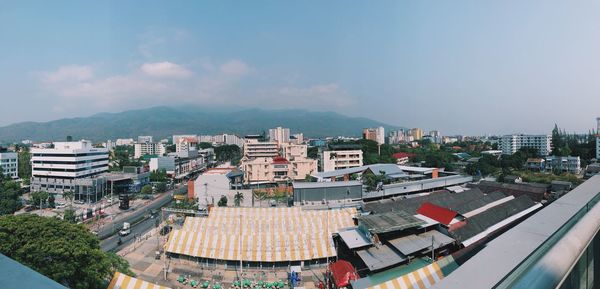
left=359, top=211, right=426, bottom=234
left=363, top=188, right=485, bottom=215
left=388, top=230, right=455, bottom=256
left=449, top=195, right=538, bottom=243
left=338, top=228, right=372, bottom=249
left=292, top=181, right=363, bottom=189
left=356, top=245, right=407, bottom=271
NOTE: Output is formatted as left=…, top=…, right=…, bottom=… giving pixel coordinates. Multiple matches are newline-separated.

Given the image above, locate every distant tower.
left=597, top=117, right=600, bottom=132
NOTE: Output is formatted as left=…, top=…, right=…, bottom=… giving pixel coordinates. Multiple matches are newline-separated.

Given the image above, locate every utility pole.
left=431, top=235, right=435, bottom=262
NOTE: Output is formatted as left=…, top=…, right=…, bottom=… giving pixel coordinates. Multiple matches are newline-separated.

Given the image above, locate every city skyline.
left=2, top=1, right=600, bottom=135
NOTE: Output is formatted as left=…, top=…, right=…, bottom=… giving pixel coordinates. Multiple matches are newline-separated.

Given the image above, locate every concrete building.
left=0, top=152, right=18, bottom=179
left=499, top=134, right=552, bottom=156
left=172, top=134, right=198, bottom=144
left=134, top=142, right=167, bottom=159
left=389, top=130, right=407, bottom=145
left=149, top=150, right=206, bottom=180
left=241, top=143, right=317, bottom=183
left=429, top=130, right=442, bottom=144
left=199, top=134, right=245, bottom=148
left=243, top=138, right=279, bottom=158
left=363, top=127, right=385, bottom=145
left=544, top=156, right=581, bottom=174
left=176, top=137, right=198, bottom=153
left=409, top=128, right=424, bottom=140
left=269, top=127, right=290, bottom=144
left=292, top=133, right=304, bottom=144
left=322, top=150, right=363, bottom=172
left=137, top=136, right=153, bottom=143
left=293, top=181, right=363, bottom=203
left=115, top=138, right=134, bottom=146
left=31, top=140, right=109, bottom=200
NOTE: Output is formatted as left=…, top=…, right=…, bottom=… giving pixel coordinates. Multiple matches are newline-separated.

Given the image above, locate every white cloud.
left=41, top=65, right=94, bottom=83
left=261, top=83, right=356, bottom=108
left=219, top=59, right=251, bottom=76
left=140, top=62, right=192, bottom=78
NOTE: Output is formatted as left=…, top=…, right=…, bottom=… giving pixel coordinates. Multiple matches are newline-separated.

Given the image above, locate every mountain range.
left=0, top=106, right=400, bottom=142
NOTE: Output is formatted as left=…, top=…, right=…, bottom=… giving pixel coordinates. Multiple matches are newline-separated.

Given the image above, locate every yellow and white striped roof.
left=366, top=261, right=444, bottom=289
left=107, top=272, right=171, bottom=289
left=165, top=207, right=357, bottom=262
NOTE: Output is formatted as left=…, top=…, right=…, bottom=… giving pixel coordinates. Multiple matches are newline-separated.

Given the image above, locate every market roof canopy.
left=358, top=211, right=425, bottom=234
left=165, top=207, right=357, bottom=262
left=356, top=244, right=407, bottom=271
left=388, top=230, right=455, bottom=256
left=107, top=272, right=171, bottom=289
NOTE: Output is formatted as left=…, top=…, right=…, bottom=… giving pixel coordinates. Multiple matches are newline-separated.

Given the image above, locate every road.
left=100, top=215, right=160, bottom=252
left=95, top=188, right=179, bottom=240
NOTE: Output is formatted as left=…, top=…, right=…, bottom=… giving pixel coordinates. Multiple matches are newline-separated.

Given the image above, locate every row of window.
left=33, top=164, right=108, bottom=173
left=32, top=152, right=108, bottom=157
left=32, top=158, right=109, bottom=165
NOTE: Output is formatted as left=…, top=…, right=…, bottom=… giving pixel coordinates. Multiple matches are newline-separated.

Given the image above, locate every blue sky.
left=1, top=1, right=600, bottom=135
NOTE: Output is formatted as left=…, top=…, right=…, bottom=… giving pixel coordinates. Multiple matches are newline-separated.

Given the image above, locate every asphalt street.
left=100, top=215, right=161, bottom=252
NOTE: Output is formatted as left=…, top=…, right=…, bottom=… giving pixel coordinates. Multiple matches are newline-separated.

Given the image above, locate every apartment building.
left=176, top=137, right=198, bottom=153
left=243, top=138, right=279, bottom=158
left=269, top=127, right=290, bottom=144
left=545, top=156, right=581, bottom=174
left=363, top=127, right=385, bottom=145
left=199, top=134, right=245, bottom=148
left=31, top=140, right=108, bottom=200
left=0, top=152, right=18, bottom=179
left=597, top=117, right=600, bottom=159
left=410, top=128, right=424, bottom=140
left=137, top=136, right=153, bottom=143
left=149, top=150, right=206, bottom=179
left=134, top=142, right=167, bottom=159
left=321, top=150, right=363, bottom=172
left=115, top=138, right=134, bottom=146
left=499, top=134, right=552, bottom=156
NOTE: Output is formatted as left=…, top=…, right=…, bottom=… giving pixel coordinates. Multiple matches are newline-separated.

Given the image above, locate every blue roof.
left=0, top=254, right=68, bottom=289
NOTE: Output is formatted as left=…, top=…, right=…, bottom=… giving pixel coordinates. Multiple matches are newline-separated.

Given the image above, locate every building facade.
left=176, top=137, right=198, bottom=153
left=134, top=142, right=167, bottom=159
left=499, top=134, right=552, bottom=156
left=269, top=127, right=290, bottom=144
left=31, top=140, right=109, bottom=199
left=544, top=156, right=581, bottom=174
left=0, top=152, right=18, bottom=179
left=409, top=128, right=424, bottom=140
left=243, top=139, right=279, bottom=158
left=363, top=127, right=385, bottom=145
left=321, top=150, right=363, bottom=172
left=137, top=136, right=153, bottom=143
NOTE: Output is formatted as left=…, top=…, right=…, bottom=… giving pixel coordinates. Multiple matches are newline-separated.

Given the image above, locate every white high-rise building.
left=363, top=127, right=385, bottom=145
left=499, top=134, right=552, bottom=156
left=269, top=127, right=290, bottom=144
left=115, top=138, right=134, bottom=146
left=243, top=138, right=279, bottom=158
left=0, top=152, right=18, bottom=179
left=134, top=142, right=167, bottom=159
left=31, top=140, right=109, bottom=198
left=176, top=137, right=198, bottom=153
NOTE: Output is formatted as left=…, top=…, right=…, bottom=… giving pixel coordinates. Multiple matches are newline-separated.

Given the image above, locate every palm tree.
left=234, top=191, right=244, bottom=207
left=63, top=190, right=75, bottom=208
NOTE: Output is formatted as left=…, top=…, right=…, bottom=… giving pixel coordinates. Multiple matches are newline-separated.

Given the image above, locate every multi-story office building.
left=199, top=134, right=244, bottom=147
left=363, top=127, right=385, bottom=145
left=149, top=150, right=206, bottom=179
left=0, top=152, right=18, bottom=179
left=31, top=140, right=109, bottom=200
left=409, top=128, right=424, bottom=140
left=321, top=150, right=363, bottom=172
left=269, top=127, right=290, bottom=144
left=429, top=130, right=442, bottom=144
left=499, top=134, right=552, bottom=156
left=544, top=156, right=581, bottom=174
left=389, top=130, right=407, bottom=144
left=243, top=138, right=279, bottom=158
left=134, top=142, right=167, bottom=159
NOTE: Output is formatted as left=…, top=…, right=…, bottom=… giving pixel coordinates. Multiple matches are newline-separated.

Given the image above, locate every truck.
left=119, top=222, right=131, bottom=236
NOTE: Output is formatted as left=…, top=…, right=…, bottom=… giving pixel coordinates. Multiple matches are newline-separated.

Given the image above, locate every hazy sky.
left=1, top=1, right=600, bottom=135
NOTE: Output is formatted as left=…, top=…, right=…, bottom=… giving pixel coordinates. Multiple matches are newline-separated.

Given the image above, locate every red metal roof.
left=329, top=260, right=358, bottom=288
left=417, top=202, right=458, bottom=226
left=392, top=152, right=416, bottom=159
left=272, top=156, right=290, bottom=164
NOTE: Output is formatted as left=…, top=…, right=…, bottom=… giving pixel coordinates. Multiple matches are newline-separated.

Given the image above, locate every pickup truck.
left=119, top=222, right=131, bottom=236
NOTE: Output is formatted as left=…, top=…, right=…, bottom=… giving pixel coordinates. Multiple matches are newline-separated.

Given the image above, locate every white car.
left=55, top=203, right=67, bottom=209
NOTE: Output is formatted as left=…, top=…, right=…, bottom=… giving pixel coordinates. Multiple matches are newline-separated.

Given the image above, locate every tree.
left=63, top=190, right=75, bottom=207
left=234, top=191, right=244, bottom=207
left=0, top=171, right=21, bottom=215
left=198, top=142, right=214, bottom=149
left=141, top=184, right=153, bottom=194
left=48, top=194, right=56, bottom=208
left=214, top=145, right=242, bottom=164
left=63, top=208, right=77, bottom=223
left=155, top=182, right=167, bottom=193
left=31, top=191, right=49, bottom=208
left=0, top=214, right=133, bottom=289
left=362, top=170, right=387, bottom=191
left=150, top=168, right=168, bottom=182
left=217, top=195, right=228, bottom=207
left=18, top=149, right=31, bottom=184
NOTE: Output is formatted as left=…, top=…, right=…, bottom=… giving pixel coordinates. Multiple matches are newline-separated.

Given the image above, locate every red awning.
left=417, top=202, right=458, bottom=225
left=330, top=260, right=358, bottom=288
